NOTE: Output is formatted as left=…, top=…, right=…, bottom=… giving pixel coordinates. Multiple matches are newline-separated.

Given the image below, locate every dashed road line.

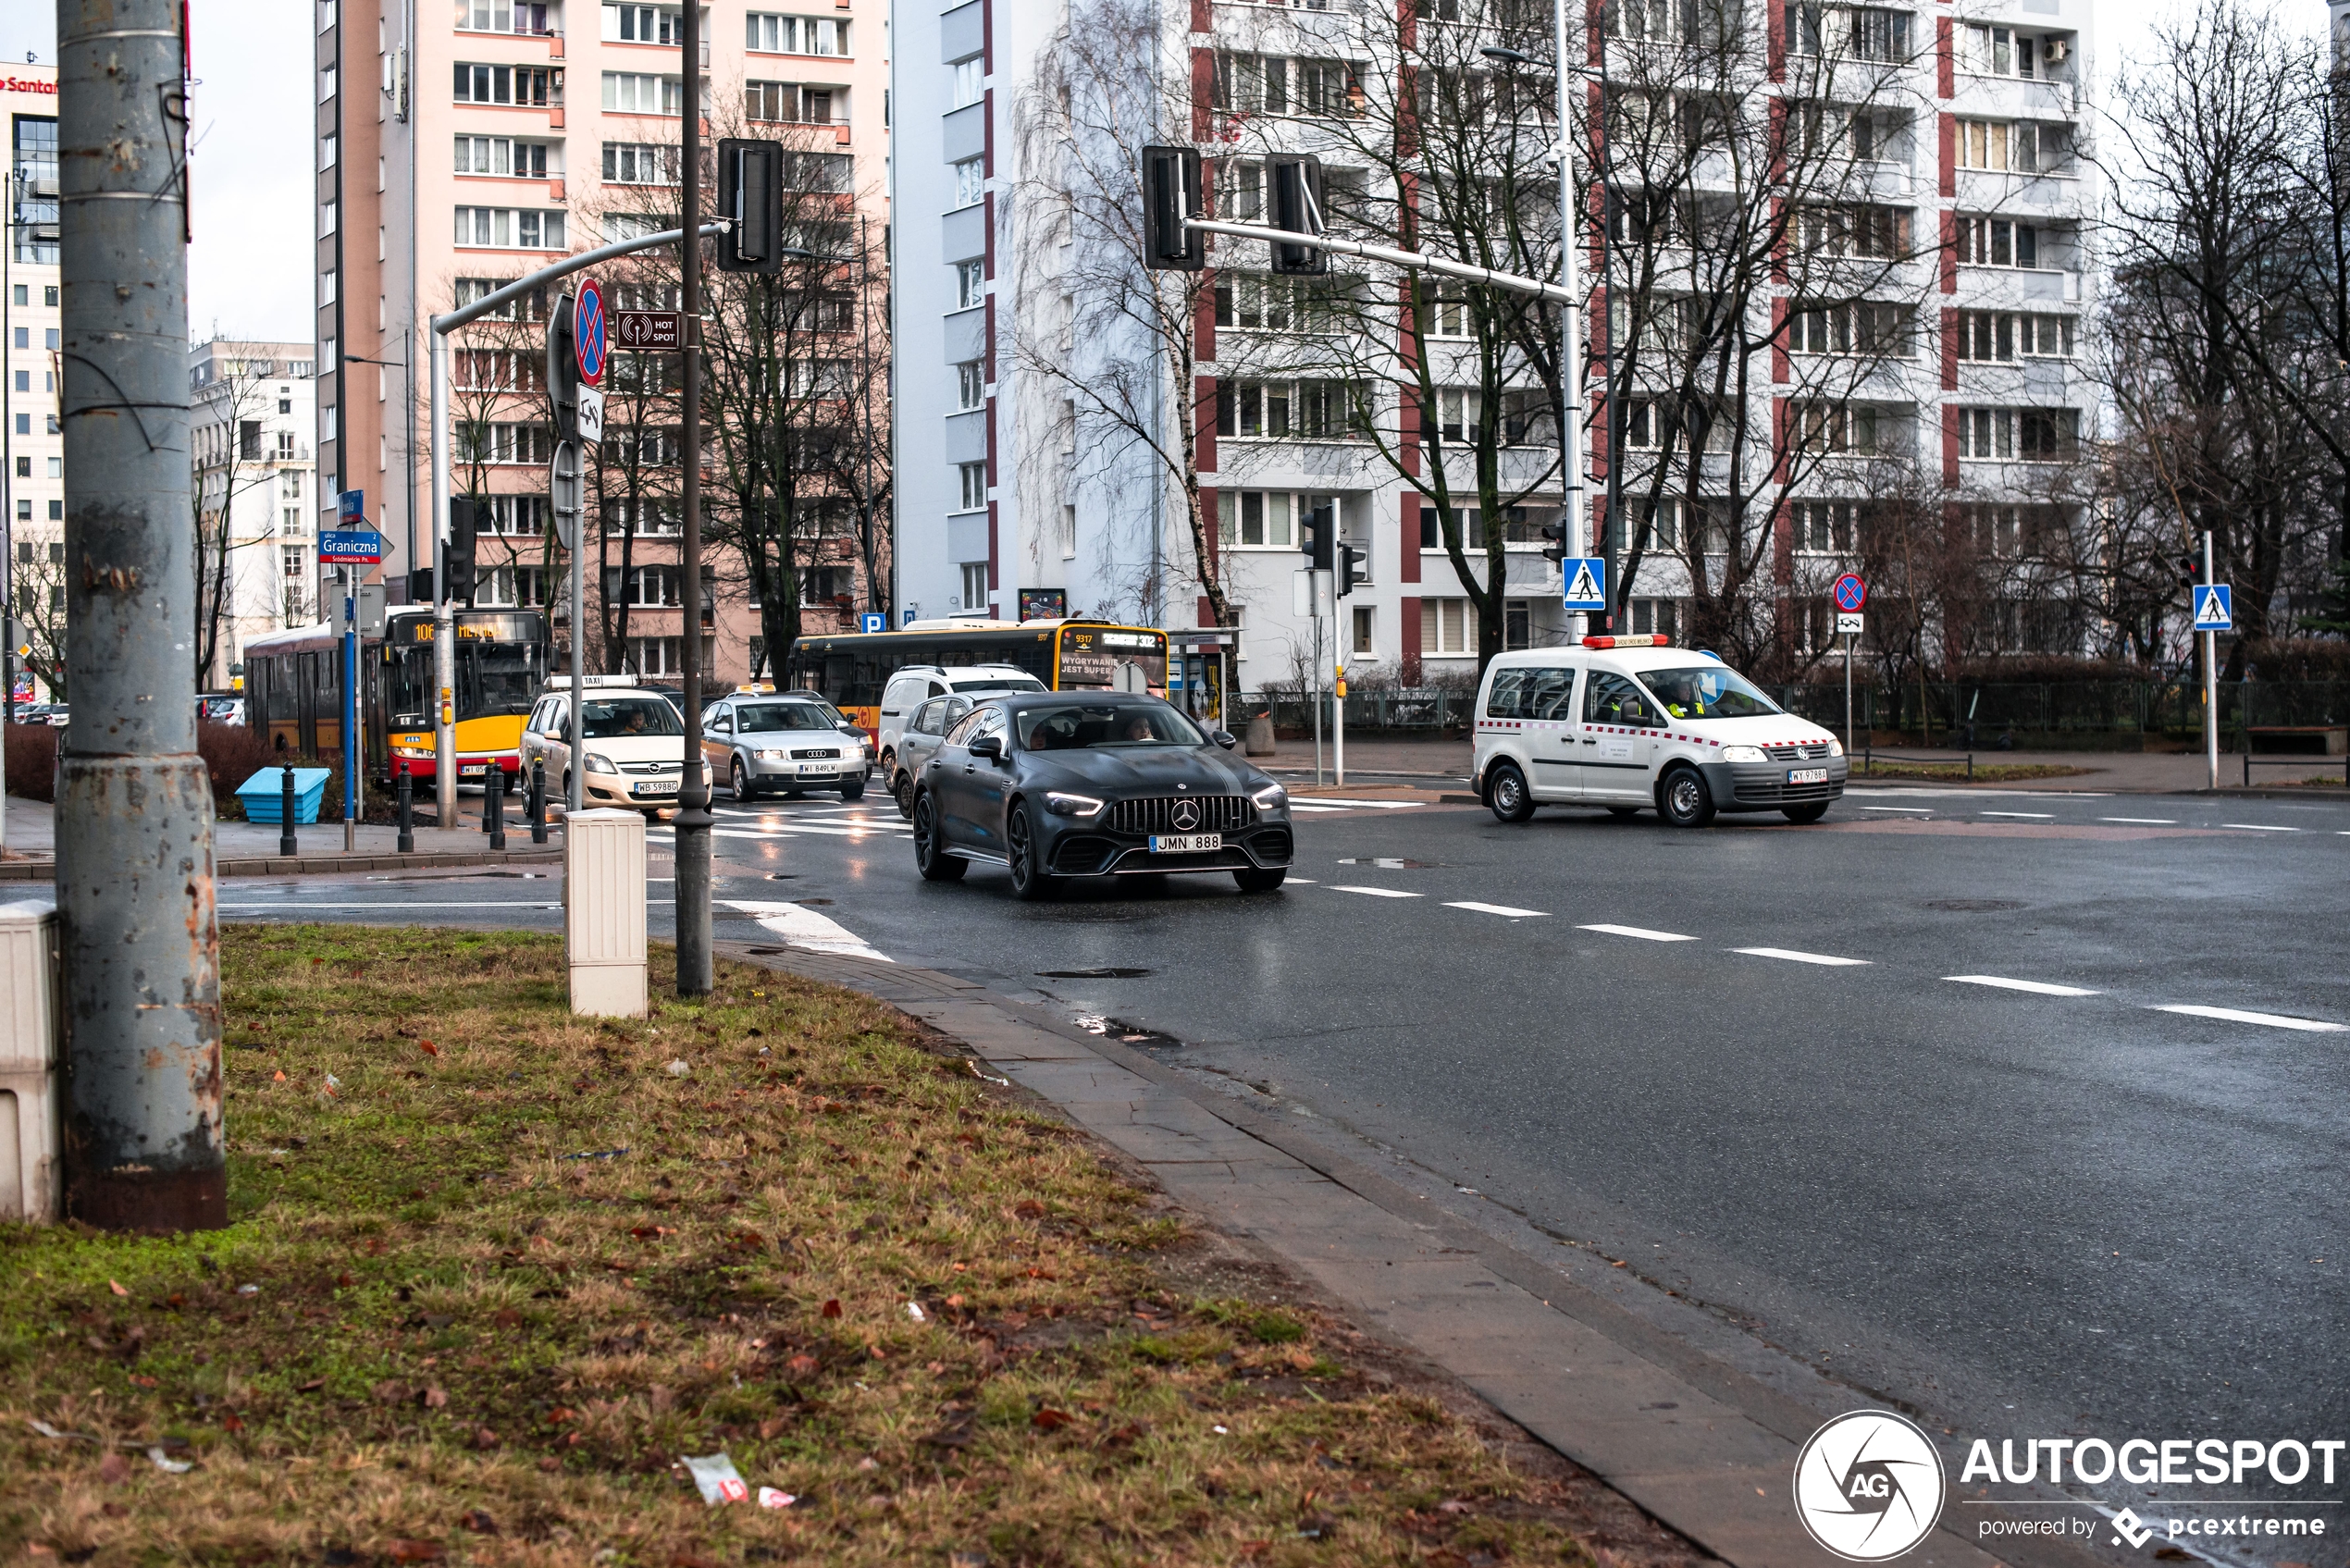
left=1946, top=975, right=2101, bottom=997
left=2099, top=817, right=2177, bottom=825
left=2150, top=1004, right=2346, bottom=1033
left=2220, top=823, right=2299, bottom=833
left=1733, top=946, right=1871, bottom=967
left=1327, top=884, right=1422, bottom=898
left=1861, top=806, right=1934, bottom=813
left=1577, top=923, right=1699, bottom=943
left=1979, top=810, right=2055, bottom=820
left=1445, top=901, right=1549, bottom=919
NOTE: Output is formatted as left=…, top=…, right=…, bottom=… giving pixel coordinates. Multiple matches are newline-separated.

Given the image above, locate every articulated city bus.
left=242, top=607, right=550, bottom=784
left=785, top=619, right=1169, bottom=735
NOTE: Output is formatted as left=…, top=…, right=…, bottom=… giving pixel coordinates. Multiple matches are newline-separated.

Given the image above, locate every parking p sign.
left=859, top=611, right=886, bottom=634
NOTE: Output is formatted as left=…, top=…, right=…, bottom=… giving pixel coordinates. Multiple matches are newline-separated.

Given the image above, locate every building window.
left=1957, top=120, right=2069, bottom=175
left=956, top=462, right=987, bottom=512
left=1420, top=597, right=1470, bottom=655
left=1790, top=500, right=1859, bottom=555
left=951, top=155, right=984, bottom=210
left=603, top=5, right=686, bottom=44
left=1954, top=311, right=2074, bottom=361
left=1784, top=5, right=1911, bottom=61
left=1213, top=273, right=1353, bottom=333
left=601, top=142, right=677, bottom=184
left=746, top=80, right=836, bottom=124
left=454, top=63, right=561, bottom=106
left=461, top=2, right=553, bottom=33
left=959, top=562, right=989, bottom=611
left=604, top=71, right=685, bottom=115
left=1211, top=54, right=1362, bottom=118
left=1352, top=605, right=1376, bottom=657
left=953, top=260, right=985, bottom=310
left=1960, top=24, right=2066, bottom=80
left=1629, top=597, right=1680, bottom=639
left=1956, top=407, right=2079, bottom=462
left=1787, top=301, right=1911, bottom=357
left=282, top=544, right=307, bottom=579
left=1789, top=401, right=1882, bottom=456
left=1796, top=204, right=1911, bottom=259
left=954, top=360, right=983, bottom=412
left=457, top=136, right=553, bottom=178
left=454, top=207, right=565, bottom=249
left=1214, top=378, right=1364, bottom=440
left=1216, top=490, right=1298, bottom=549
left=1060, top=504, right=1077, bottom=559
left=748, top=13, right=847, bottom=55
left=950, top=57, right=983, bottom=110
left=1954, top=216, right=2041, bottom=269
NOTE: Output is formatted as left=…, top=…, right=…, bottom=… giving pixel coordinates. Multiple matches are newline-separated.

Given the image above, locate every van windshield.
left=1638, top=665, right=1782, bottom=720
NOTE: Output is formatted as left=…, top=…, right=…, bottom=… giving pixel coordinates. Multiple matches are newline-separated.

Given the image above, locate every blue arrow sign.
left=2192, top=584, right=2232, bottom=633
left=1563, top=557, right=1607, bottom=611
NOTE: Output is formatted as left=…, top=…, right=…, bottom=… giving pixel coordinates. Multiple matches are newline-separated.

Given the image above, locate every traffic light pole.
left=2202, top=530, right=2218, bottom=793
left=425, top=222, right=730, bottom=829
left=674, top=0, right=715, bottom=999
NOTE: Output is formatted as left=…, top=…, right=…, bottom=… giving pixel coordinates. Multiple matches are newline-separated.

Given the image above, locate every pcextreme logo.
left=1793, top=1411, right=1948, bottom=1562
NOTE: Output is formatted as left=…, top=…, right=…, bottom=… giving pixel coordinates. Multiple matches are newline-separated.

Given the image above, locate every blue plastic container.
left=236, top=767, right=332, bottom=825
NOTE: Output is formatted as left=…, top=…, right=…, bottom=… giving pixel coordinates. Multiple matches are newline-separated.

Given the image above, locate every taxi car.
left=521, top=677, right=714, bottom=816
left=1471, top=636, right=1847, bottom=827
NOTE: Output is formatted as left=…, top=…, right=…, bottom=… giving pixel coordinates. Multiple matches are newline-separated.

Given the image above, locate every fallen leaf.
left=1032, top=1408, right=1074, bottom=1431
left=273, top=1069, right=287, bottom=1081
left=420, top=1386, right=449, bottom=1409
left=1611, top=1259, right=1626, bottom=1268
left=758, top=1417, right=790, bottom=1439
left=220, top=1414, right=244, bottom=1433
left=295, top=1378, right=327, bottom=1393
left=107, top=1280, right=129, bottom=1297
left=95, top=1451, right=130, bottom=1485
left=418, top=1041, right=439, bottom=1057
left=785, top=1353, right=820, bottom=1378
left=130, top=1374, right=158, bottom=1389
left=546, top=1407, right=575, bottom=1426
left=385, top=1542, right=444, bottom=1563
left=1285, top=1348, right=1317, bottom=1372
left=821, top=1299, right=842, bottom=1319
left=459, top=1510, right=498, bottom=1535
left=1013, top=1200, right=1045, bottom=1219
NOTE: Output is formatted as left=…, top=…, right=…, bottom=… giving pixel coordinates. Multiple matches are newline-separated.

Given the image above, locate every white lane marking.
left=1979, top=810, right=2054, bottom=820
left=1946, top=975, right=2101, bottom=997
left=1285, top=877, right=1317, bottom=883
left=724, top=900, right=893, bottom=963
left=1861, top=806, right=1934, bottom=814
left=1577, top=923, right=1699, bottom=943
left=2151, top=1004, right=2346, bottom=1034
left=1285, top=802, right=1353, bottom=813
left=1732, top=946, right=1871, bottom=967
left=221, top=901, right=563, bottom=910
left=1445, top=901, right=1549, bottom=919
left=1292, top=797, right=1426, bottom=809
left=2099, top=817, right=2177, bottom=825
left=1326, top=884, right=1422, bottom=898
left=2220, top=823, right=2299, bottom=833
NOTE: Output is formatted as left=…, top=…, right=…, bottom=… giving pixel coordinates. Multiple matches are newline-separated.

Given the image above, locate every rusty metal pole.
left=673, top=1, right=714, bottom=996
left=54, top=0, right=227, bottom=1232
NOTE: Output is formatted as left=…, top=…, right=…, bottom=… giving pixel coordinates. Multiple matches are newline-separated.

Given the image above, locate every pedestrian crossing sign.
left=1563, top=557, right=1607, bottom=611
left=2193, top=584, right=2232, bottom=633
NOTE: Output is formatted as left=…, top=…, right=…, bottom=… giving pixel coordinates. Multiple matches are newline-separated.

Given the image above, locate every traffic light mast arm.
left=1181, top=217, right=1576, bottom=306
left=428, top=220, right=734, bottom=336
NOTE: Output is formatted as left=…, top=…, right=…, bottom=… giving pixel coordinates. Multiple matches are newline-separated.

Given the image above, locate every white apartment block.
left=188, top=340, right=320, bottom=688
left=5, top=64, right=60, bottom=704
left=892, top=0, right=2099, bottom=687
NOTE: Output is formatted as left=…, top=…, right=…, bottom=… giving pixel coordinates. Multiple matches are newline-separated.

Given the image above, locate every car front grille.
left=1104, top=795, right=1256, bottom=835
left=1733, top=774, right=1841, bottom=804
left=791, top=747, right=842, bottom=760
left=622, top=761, right=679, bottom=776
left=1763, top=742, right=1833, bottom=761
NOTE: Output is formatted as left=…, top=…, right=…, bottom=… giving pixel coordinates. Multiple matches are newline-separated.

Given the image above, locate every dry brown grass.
left=0, top=927, right=1621, bottom=1567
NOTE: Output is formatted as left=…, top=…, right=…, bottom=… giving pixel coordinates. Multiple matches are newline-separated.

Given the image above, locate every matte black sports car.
left=909, top=693, right=1293, bottom=899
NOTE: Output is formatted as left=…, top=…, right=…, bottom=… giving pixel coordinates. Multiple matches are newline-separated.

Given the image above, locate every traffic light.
left=1268, top=154, right=1328, bottom=277
left=2178, top=553, right=2204, bottom=594
left=1299, top=502, right=1334, bottom=572
left=1141, top=144, right=1205, bottom=271
left=1540, top=522, right=1568, bottom=564
left=548, top=292, right=581, bottom=442
left=446, top=497, right=483, bottom=605
left=1337, top=542, right=1364, bottom=598
left=717, top=139, right=785, bottom=273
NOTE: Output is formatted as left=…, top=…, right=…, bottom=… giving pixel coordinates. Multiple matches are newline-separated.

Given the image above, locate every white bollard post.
left=0, top=899, right=63, bottom=1223
left=564, top=809, right=648, bottom=1018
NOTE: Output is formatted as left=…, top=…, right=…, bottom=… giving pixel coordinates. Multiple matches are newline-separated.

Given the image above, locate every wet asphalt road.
left=223, top=782, right=2350, bottom=1481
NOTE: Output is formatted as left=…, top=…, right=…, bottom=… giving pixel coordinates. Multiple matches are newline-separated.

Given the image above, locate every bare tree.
left=190, top=361, right=280, bottom=684
left=10, top=537, right=67, bottom=701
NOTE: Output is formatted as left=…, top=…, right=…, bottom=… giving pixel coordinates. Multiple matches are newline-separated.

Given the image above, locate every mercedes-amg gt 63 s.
left=907, top=692, right=1293, bottom=899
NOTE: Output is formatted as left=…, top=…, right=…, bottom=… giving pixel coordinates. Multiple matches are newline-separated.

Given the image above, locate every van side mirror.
left=968, top=734, right=1003, bottom=759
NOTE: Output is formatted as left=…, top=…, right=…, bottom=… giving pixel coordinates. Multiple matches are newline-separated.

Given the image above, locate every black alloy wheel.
left=1006, top=803, right=1057, bottom=901
left=912, top=792, right=967, bottom=882
left=1234, top=866, right=1287, bottom=893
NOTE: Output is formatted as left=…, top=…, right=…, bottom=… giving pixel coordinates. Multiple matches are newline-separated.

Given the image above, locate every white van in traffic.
left=1471, top=636, right=1848, bottom=827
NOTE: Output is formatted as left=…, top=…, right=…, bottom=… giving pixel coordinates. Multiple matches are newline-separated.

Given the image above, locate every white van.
left=1470, top=637, right=1848, bottom=827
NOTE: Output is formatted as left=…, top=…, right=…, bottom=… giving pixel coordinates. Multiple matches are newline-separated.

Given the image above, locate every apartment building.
left=892, top=0, right=2099, bottom=690
left=317, top=0, right=890, bottom=682
left=4, top=62, right=59, bottom=705
left=188, top=340, right=320, bottom=689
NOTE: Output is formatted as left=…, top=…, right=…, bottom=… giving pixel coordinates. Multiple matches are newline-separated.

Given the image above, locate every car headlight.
left=1720, top=745, right=1766, bottom=762
left=1251, top=782, right=1288, bottom=809
left=753, top=747, right=786, bottom=761
left=1825, top=737, right=1844, bottom=758
left=585, top=753, right=617, bottom=773
left=1043, top=790, right=1105, bottom=818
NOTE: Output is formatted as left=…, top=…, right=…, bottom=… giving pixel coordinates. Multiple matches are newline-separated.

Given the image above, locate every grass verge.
left=1, top=927, right=1635, bottom=1567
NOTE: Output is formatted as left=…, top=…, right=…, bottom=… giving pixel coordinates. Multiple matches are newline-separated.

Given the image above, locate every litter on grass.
left=757, top=1487, right=796, bottom=1510
left=665, top=1059, right=692, bottom=1078
left=147, top=1447, right=192, bottom=1475
left=561, top=1148, right=629, bottom=1161
left=682, top=1452, right=749, bottom=1505
left=905, top=1302, right=927, bottom=1322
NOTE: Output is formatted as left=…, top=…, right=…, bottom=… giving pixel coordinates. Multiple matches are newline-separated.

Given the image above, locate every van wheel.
left=1782, top=801, right=1830, bottom=824
left=1659, top=766, right=1716, bottom=828
left=1487, top=762, right=1536, bottom=823
left=912, top=792, right=966, bottom=882
left=1606, top=806, right=1641, bottom=820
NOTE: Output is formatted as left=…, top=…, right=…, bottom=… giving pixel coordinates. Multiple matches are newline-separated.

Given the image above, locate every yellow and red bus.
left=242, top=607, right=550, bottom=784
left=785, top=619, right=1169, bottom=737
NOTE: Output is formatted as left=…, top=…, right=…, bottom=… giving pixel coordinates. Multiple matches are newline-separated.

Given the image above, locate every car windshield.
left=579, top=698, right=685, bottom=739
left=1016, top=701, right=1203, bottom=750
left=1638, top=664, right=1783, bottom=721
left=736, top=702, right=833, bottom=733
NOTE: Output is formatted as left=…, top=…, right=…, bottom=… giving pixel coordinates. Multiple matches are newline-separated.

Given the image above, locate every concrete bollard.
left=564, top=809, right=647, bottom=1017
left=395, top=767, right=414, bottom=854
left=0, top=900, right=63, bottom=1223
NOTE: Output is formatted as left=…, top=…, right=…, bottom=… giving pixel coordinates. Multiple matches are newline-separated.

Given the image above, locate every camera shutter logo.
left=1793, top=1411, right=1946, bottom=1561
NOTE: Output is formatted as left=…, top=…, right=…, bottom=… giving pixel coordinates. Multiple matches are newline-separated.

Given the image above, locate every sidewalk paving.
left=0, top=795, right=563, bottom=879
left=736, top=939, right=2094, bottom=1568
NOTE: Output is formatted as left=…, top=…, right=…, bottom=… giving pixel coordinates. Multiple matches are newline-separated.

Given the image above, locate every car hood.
left=1021, top=747, right=1268, bottom=796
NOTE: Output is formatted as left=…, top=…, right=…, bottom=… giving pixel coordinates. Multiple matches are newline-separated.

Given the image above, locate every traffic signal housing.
left=1268, top=154, right=1328, bottom=276
left=1141, top=144, right=1205, bottom=271
left=717, top=139, right=785, bottom=273
left=548, top=291, right=581, bottom=442
left=1540, top=522, right=1568, bottom=564
left=1299, top=501, right=1335, bottom=571
left=1337, top=542, right=1364, bottom=598
left=446, top=497, right=483, bottom=606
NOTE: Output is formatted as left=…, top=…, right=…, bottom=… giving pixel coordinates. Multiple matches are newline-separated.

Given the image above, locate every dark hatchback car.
left=909, top=693, right=1292, bottom=898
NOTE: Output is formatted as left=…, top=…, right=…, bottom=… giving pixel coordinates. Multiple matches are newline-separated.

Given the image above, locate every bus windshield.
left=461, top=642, right=545, bottom=719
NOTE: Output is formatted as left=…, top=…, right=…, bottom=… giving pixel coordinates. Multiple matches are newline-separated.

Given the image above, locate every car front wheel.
left=1659, top=766, right=1716, bottom=829
left=731, top=759, right=755, bottom=802
left=1234, top=866, right=1287, bottom=893
left=839, top=775, right=865, bottom=801
left=1006, top=803, right=1057, bottom=901
left=1487, top=761, right=1536, bottom=823
left=912, top=792, right=966, bottom=882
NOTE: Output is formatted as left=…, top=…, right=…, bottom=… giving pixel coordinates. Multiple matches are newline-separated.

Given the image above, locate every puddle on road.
left=1072, top=1013, right=1180, bottom=1048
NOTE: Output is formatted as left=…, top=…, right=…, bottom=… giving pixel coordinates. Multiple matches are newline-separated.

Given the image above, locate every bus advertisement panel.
left=786, top=620, right=1168, bottom=736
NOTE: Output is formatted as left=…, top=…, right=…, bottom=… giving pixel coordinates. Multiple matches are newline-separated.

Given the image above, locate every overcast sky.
left=0, top=0, right=2283, bottom=346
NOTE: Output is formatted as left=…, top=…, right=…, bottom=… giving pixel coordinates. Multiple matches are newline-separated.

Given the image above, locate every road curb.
left=724, top=939, right=2105, bottom=1568
left=0, top=846, right=565, bottom=881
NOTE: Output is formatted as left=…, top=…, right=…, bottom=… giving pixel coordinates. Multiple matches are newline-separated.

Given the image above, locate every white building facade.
left=189, top=340, right=320, bottom=689
left=5, top=63, right=60, bottom=705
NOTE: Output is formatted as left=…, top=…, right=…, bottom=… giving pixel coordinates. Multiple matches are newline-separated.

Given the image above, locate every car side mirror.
left=1210, top=729, right=1238, bottom=749
left=1621, top=699, right=1648, bottom=724
left=968, top=734, right=1003, bottom=759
